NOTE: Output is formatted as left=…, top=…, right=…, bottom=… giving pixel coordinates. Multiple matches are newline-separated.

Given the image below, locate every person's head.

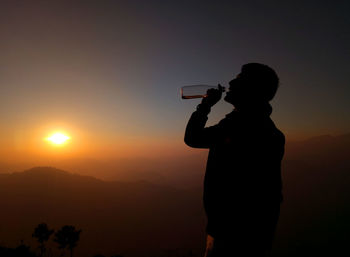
left=224, top=63, right=279, bottom=107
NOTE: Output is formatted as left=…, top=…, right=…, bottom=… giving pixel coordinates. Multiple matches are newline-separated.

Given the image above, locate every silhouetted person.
left=185, top=63, right=285, bottom=257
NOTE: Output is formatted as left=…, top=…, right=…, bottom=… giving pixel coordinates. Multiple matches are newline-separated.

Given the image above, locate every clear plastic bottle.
left=181, top=85, right=226, bottom=99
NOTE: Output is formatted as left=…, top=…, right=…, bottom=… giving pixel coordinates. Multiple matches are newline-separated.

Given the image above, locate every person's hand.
left=201, top=84, right=223, bottom=107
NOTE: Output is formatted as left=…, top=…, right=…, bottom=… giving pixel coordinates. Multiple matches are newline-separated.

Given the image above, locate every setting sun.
left=46, top=132, right=70, bottom=145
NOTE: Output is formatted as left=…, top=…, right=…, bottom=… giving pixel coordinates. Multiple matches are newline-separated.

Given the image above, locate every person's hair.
left=241, top=63, right=279, bottom=102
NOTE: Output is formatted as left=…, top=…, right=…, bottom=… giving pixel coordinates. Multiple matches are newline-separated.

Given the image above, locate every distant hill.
left=0, top=153, right=208, bottom=189
left=0, top=167, right=206, bottom=257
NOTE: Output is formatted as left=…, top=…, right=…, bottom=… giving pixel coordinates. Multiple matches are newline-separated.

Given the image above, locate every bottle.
left=181, top=85, right=226, bottom=99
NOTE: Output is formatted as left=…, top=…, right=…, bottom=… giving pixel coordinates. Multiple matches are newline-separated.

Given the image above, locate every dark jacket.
left=184, top=103, right=285, bottom=239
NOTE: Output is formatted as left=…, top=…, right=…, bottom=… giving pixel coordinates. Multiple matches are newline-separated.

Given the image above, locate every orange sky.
left=0, top=120, right=190, bottom=163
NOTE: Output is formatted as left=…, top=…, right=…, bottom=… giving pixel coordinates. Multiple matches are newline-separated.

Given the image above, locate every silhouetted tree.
left=32, top=223, right=54, bottom=257
left=54, top=225, right=81, bottom=257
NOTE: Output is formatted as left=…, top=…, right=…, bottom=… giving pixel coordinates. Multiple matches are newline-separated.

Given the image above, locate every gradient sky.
left=0, top=1, right=349, bottom=162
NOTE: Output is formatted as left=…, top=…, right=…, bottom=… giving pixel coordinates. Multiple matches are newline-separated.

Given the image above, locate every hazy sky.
left=1, top=1, right=349, bottom=161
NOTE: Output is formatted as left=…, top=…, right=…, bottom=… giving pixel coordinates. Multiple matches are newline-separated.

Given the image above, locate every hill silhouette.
left=0, top=154, right=207, bottom=189
left=0, top=167, right=205, bottom=257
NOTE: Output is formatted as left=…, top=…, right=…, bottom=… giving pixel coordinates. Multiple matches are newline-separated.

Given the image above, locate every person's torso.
left=204, top=111, right=285, bottom=208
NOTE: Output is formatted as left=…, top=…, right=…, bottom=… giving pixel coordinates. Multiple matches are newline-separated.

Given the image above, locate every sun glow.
left=46, top=132, right=70, bottom=145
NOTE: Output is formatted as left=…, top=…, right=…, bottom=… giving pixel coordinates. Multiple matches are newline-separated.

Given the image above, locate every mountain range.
left=0, top=167, right=205, bottom=257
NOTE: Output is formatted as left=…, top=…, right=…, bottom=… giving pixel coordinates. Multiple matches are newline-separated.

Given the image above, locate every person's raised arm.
left=184, top=85, right=223, bottom=148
